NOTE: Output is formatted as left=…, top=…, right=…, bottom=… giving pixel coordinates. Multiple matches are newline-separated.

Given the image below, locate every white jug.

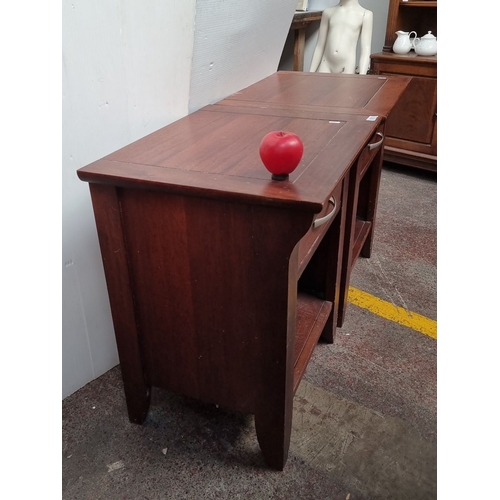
left=392, top=30, right=417, bottom=55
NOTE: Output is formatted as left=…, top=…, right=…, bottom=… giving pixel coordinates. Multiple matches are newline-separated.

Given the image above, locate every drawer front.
left=357, top=123, right=385, bottom=179
left=297, top=180, right=343, bottom=275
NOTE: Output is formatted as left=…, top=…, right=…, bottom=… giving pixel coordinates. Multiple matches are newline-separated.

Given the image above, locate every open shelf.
left=383, top=0, right=437, bottom=52
left=349, top=219, right=372, bottom=268
left=297, top=183, right=343, bottom=278
left=297, top=224, right=328, bottom=278
left=293, top=292, right=332, bottom=393
left=400, top=1, right=436, bottom=6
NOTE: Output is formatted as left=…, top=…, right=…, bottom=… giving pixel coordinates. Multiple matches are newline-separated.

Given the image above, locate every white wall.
left=189, top=0, right=299, bottom=112
left=62, top=0, right=299, bottom=398
left=279, top=0, right=390, bottom=72
left=62, top=0, right=197, bottom=398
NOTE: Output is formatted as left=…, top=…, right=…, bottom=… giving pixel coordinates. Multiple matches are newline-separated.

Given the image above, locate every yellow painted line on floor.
left=347, top=286, right=437, bottom=339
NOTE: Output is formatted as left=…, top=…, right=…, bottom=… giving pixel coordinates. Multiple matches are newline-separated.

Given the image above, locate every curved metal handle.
left=313, top=196, right=337, bottom=228
left=368, top=132, right=384, bottom=151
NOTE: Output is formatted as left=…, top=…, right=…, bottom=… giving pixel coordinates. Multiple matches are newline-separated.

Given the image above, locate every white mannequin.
left=309, top=0, right=373, bottom=75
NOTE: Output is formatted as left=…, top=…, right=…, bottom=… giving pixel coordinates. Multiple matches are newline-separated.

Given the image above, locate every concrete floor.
left=62, top=163, right=437, bottom=500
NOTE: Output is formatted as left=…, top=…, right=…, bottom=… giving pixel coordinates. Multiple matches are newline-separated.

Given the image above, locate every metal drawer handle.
left=313, top=196, right=337, bottom=228
left=368, top=132, right=384, bottom=151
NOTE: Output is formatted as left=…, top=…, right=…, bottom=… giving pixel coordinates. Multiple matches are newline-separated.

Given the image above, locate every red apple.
left=259, top=131, right=304, bottom=180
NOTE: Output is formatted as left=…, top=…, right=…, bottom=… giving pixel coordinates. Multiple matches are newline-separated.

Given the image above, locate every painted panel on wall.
left=189, top=0, right=299, bottom=112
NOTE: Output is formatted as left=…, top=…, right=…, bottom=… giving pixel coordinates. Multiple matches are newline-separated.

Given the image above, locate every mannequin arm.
left=309, top=9, right=331, bottom=72
left=358, top=10, right=373, bottom=75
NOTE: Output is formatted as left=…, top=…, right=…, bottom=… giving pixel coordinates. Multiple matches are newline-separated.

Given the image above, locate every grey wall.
left=189, top=0, right=298, bottom=113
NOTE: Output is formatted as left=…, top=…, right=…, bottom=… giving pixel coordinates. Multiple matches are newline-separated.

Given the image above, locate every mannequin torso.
left=309, top=0, right=373, bottom=75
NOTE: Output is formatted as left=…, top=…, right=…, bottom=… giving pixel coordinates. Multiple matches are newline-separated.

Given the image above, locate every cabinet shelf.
left=293, top=292, right=332, bottom=393
left=349, top=220, right=372, bottom=268
left=400, top=1, right=437, bottom=6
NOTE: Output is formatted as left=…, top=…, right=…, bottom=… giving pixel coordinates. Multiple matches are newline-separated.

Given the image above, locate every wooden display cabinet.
left=370, top=0, right=437, bottom=171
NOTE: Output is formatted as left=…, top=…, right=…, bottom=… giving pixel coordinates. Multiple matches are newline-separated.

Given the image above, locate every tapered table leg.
left=255, top=397, right=294, bottom=470
left=89, top=183, right=151, bottom=423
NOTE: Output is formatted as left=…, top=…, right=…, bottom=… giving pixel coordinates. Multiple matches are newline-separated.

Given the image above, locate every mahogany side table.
left=78, top=103, right=385, bottom=469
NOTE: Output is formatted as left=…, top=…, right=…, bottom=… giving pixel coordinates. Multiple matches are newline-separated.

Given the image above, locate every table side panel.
left=117, top=187, right=314, bottom=414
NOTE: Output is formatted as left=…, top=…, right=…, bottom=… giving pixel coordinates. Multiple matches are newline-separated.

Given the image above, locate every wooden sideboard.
left=77, top=72, right=409, bottom=469
left=370, top=0, right=437, bottom=171
left=370, top=52, right=436, bottom=171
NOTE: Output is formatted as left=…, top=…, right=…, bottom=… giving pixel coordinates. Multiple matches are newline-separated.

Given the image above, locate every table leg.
left=293, top=28, right=306, bottom=71
left=322, top=175, right=348, bottom=342
left=89, top=184, right=151, bottom=424
left=337, top=165, right=359, bottom=328
left=255, top=395, right=294, bottom=471
left=360, top=147, right=384, bottom=258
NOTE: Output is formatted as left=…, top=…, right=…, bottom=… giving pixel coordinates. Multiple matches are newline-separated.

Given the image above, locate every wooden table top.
left=219, top=71, right=412, bottom=118
left=77, top=106, right=381, bottom=212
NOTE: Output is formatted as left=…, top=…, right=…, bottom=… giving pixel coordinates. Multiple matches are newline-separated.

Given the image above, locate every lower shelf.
left=384, top=146, right=437, bottom=172
left=293, top=292, right=332, bottom=393
left=350, top=219, right=372, bottom=268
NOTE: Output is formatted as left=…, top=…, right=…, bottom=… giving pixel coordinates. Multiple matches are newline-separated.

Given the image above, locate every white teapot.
left=414, top=31, right=437, bottom=56
left=392, top=30, right=417, bottom=54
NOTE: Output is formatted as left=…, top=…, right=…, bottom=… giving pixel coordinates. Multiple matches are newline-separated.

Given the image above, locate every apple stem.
left=272, top=173, right=289, bottom=181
